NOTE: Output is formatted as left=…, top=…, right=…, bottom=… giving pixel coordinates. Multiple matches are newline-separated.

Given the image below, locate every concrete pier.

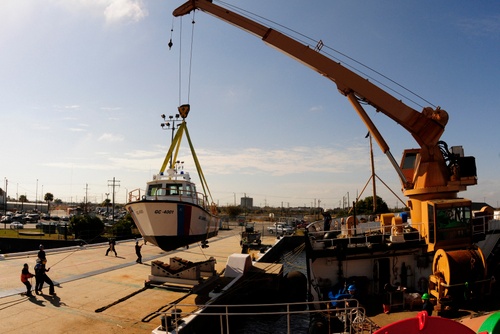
left=0, top=228, right=278, bottom=334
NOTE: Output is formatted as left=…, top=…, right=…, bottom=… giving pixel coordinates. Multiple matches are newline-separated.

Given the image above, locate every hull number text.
left=155, top=210, right=174, bottom=214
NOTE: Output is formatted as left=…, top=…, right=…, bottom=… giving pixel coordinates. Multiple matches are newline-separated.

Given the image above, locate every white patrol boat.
left=126, top=105, right=219, bottom=251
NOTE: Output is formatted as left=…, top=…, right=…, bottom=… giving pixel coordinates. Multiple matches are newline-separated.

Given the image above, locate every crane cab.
left=420, top=199, right=473, bottom=252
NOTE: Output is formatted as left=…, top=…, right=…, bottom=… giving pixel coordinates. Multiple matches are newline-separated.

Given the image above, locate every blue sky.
left=1, top=0, right=499, bottom=210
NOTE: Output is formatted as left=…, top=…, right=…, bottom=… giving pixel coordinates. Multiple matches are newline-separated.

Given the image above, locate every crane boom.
left=173, top=0, right=451, bottom=188
left=174, top=1, right=449, bottom=147
left=173, top=0, right=479, bottom=251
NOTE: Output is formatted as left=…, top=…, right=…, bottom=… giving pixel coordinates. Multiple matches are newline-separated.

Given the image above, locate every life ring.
left=418, top=276, right=428, bottom=292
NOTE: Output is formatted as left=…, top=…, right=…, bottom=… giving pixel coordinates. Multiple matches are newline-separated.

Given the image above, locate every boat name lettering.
left=154, top=210, right=174, bottom=214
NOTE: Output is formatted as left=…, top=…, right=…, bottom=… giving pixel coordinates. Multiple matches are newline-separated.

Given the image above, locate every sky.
left=1, top=0, right=499, bottom=210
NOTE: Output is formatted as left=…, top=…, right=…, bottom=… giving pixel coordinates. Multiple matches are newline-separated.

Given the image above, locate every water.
left=237, top=248, right=309, bottom=333
left=234, top=313, right=310, bottom=334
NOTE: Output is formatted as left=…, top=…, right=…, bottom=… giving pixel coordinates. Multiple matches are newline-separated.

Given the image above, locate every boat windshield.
left=148, top=183, right=192, bottom=196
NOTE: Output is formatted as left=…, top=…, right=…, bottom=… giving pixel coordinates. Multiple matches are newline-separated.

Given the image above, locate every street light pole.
left=105, top=193, right=110, bottom=214
left=161, top=113, right=181, bottom=169
left=35, top=179, right=38, bottom=211
left=3, top=178, right=7, bottom=232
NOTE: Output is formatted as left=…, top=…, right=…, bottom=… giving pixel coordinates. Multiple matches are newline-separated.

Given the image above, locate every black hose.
left=95, top=286, right=149, bottom=313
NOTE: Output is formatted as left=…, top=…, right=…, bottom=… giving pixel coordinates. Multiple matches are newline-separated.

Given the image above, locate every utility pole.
left=107, top=178, right=120, bottom=224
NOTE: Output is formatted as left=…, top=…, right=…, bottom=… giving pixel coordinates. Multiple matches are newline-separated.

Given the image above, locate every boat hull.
left=125, top=200, right=219, bottom=252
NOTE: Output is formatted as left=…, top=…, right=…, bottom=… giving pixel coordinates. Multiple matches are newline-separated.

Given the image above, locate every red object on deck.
left=374, top=311, right=476, bottom=334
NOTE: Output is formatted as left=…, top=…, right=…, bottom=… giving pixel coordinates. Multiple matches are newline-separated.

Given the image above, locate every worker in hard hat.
left=421, top=293, right=433, bottom=316
left=346, top=285, right=359, bottom=307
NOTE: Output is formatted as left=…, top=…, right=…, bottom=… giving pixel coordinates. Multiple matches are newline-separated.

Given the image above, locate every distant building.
left=240, top=196, right=253, bottom=208
left=67, top=207, right=83, bottom=216
left=0, top=188, right=5, bottom=211
left=4, top=201, right=48, bottom=213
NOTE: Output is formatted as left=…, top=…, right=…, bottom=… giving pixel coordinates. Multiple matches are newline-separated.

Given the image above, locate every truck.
left=240, top=222, right=262, bottom=246
left=172, top=0, right=492, bottom=318
left=267, top=223, right=294, bottom=235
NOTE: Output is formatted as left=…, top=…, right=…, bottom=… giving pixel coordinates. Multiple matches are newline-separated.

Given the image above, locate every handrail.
left=308, top=221, right=424, bottom=240
left=158, top=299, right=375, bottom=334
left=127, top=187, right=217, bottom=218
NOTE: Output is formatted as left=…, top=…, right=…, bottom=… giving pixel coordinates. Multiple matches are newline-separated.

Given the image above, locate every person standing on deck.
left=105, top=238, right=117, bottom=257
left=422, top=293, right=434, bottom=316
left=323, top=213, right=332, bottom=231
left=37, top=244, right=46, bottom=262
left=135, top=240, right=143, bottom=264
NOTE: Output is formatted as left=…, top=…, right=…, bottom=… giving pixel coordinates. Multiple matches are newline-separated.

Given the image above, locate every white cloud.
left=124, top=149, right=162, bottom=158
left=103, top=0, right=148, bottom=24
left=167, top=145, right=370, bottom=177
left=98, top=133, right=124, bottom=142
left=457, top=14, right=500, bottom=37
left=43, top=0, right=148, bottom=25
left=309, top=105, right=323, bottom=113
left=101, top=106, right=122, bottom=111
left=42, top=161, right=117, bottom=171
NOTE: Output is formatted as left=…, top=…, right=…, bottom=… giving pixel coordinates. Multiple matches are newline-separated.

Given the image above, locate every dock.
left=0, top=228, right=280, bottom=333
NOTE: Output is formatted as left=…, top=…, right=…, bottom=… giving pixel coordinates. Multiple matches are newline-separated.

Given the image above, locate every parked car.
left=267, top=223, right=295, bottom=235
left=26, top=213, right=40, bottom=222
left=1, top=216, right=12, bottom=223
left=11, top=214, right=25, bottom=222
left=296, top=220, right=309, bottom=229
left=10, top=222, right=24, bottom=229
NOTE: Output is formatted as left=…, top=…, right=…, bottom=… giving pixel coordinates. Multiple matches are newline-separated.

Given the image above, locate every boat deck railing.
left=156, top=299, right=378, bottom=334
left=127, top=188, right=213, bottom=212
left=306, top=220, right=423, bottom=250
left=473, top=214, right=500, bottom=235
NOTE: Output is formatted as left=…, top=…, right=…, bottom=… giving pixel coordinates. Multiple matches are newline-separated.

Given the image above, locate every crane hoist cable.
left=172, top=11, right=197, bottom=106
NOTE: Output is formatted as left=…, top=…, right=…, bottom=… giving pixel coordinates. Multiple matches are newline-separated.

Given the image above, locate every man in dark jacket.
left=105, top=238, right=117, bottom=257
left=135, top=240, right=143, bottom=264
left=37, top=244, right=46, bottom=262
left=35, top=259, right=55, bottom=295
